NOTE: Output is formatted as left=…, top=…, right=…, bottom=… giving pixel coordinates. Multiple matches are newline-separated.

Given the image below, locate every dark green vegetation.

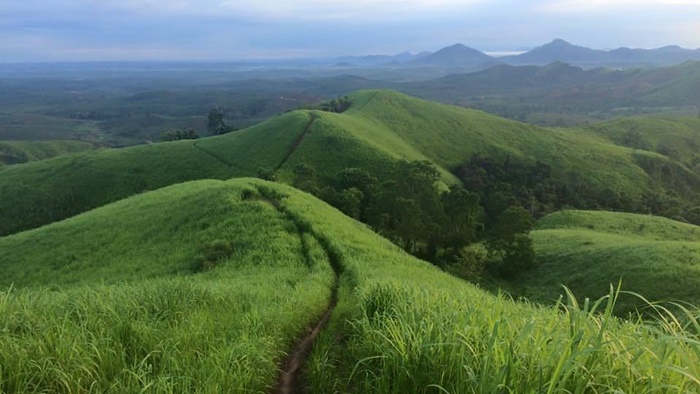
left=502, top=210, right=700, bottom=315
left=0, top=140, right=95, bottom=166
left=2, top=178, right=699, bottom=392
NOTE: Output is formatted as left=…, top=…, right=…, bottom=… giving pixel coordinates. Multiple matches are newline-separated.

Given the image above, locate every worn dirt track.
left=273, top=283, right=337, bottom=394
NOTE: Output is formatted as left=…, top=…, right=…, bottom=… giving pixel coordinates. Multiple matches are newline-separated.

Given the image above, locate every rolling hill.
left=1, top=89, right=698, bottom=237
left=514, top=210, right=700, bottom=315
left=0, top=140, right=96, bottom=166
left=1, top=178, right=698, bottom=392
left=0, top=178, right=336, bottom=392
left=587, top=116, right=700, bottom=168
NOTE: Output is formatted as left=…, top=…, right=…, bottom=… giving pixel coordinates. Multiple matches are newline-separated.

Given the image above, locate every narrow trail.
left=350, top=91, right=379, bottom=114
left=274, top=278, right=338, bottom=394
left=272, top=228, right=340, bottom=394
left=192, top=140, right=249, bottom=173
left=275, top=114, right=318, bottom=171
left=253, top=189, right=341, bottom=394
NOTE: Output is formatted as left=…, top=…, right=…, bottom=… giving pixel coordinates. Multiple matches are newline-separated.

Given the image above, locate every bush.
left=193, top=240, right=233, bottom=272
left=447, top=243, right=488, bottom=280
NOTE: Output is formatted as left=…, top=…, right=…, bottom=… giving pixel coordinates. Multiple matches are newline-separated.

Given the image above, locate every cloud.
left=6, top=0, right=486, bottom=21
left=538, top=0, right=700, bottom=13
left=0, top=0, right=698, bottom=61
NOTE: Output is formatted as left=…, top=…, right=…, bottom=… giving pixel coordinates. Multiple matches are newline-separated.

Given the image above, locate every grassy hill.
left=1, top=89, right=697, bottom=237
left=0, top=140, right=95, bottom=166
left=0, top=178, right=336, bottom=392
left=512, top=210, right=700, bottom=315
left=587, top=116, right=700, bottom=169
left=1, top=178, right=699, bottom=392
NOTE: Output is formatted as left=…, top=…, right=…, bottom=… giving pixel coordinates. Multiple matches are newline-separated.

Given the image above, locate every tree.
left=440, top=185, right=483, bottom=255
left=365, top=161, right=444, bottom=256
left=332, top=168, right=378, bottom=221
left=485, top=206, right=536, bottom=277
left=160, top=129, right=199, bottom=141
left=207, top=108, right=227, bottom=135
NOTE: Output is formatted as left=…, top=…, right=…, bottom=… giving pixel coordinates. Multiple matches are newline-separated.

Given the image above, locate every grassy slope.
left=0, top=179, right=335, bottom=392
left=1, top=179, right=699, bottom=392
left=276, top=182, right=700, bottom=393
left=0, top=140, right=95, bottom=166
left=0, top=111, right=312, bottom=236
left=0, top=89, right=694, bottom=237
left=587, top=116, right=700, bottom=167
left=516, top=210, right=700, bottom=314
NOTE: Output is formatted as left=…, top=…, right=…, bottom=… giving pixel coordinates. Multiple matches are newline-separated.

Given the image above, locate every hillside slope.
left=0, top=178, right=336, bottom=392
left=2, top=179, right=699, bottom=392
left=587, top=116, right=700, bottom=168
left=1, top=90, right=696, bottom=237
left=516, top=210, right=700, bottom=314
left=0, top=140, right=95, bottom=166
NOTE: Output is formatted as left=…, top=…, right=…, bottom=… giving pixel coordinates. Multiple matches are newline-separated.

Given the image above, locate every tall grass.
left=271, top=182, right=700, bottom=393
left=0, top=180, right=335, bottom=392
left=513, top=210, right=700, bottom=314
left=2, top=178, right=699, bottom=392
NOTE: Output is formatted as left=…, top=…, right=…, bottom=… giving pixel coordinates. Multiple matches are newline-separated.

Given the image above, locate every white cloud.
left=538, top=0, right=700, bottom=13
left=92, top=0, right=486, bottom=21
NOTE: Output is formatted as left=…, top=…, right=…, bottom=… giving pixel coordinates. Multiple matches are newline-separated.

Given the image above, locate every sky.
left=1, top=0, right=699, bottom=62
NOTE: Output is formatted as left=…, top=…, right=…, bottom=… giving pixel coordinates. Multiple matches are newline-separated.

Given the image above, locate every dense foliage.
left=291, top=160, right=536, bottom=277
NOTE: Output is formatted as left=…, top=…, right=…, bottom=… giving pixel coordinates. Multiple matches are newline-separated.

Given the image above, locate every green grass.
left=0, top=178, right=335, bottom=392
left=0, top=140, right=96, bottom=166
left=1, top=179, right=699, bottom=392
left=273, top=183, right=700, bottom=393
left=588, top=116, right=700, bottom=168
left=1, top=89, right=697, bottom=238
left=507, top=210, right=700, bottom=315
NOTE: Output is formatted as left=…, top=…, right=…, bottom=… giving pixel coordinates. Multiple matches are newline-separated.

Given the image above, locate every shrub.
left=193, top=240, right=233, bottom=272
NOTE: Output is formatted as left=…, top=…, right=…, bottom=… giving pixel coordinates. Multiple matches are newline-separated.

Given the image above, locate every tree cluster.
left=160, top=129, right=200, bottom=142
left=289, top=160, right=538, bottom=278
left=207, top=108, right=238, bottom=135
left=305, top=96, right=352, bottom=113
left=456, top=154, right=700, bottom=226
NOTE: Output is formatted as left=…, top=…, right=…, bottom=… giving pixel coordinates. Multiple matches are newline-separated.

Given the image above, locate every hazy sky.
left=1, top=0, right=699, bottom=62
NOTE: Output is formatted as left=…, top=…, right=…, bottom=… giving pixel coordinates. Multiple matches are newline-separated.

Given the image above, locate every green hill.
left=587, top=116, right=700, bottom=169
left=1, top=178, right=699, bottom=392
left=1, top=90, right=698, bottom=237
left=0, top=140, right=95, bottom=166
left=0, top=178, right=336, bottom=392
left=513, top=210, right=700, bottom=314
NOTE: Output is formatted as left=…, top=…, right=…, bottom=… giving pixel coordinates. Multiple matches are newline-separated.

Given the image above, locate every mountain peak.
left=549, top=38, right=572, bottom=47
left=413, top=43, right=494, bottom=67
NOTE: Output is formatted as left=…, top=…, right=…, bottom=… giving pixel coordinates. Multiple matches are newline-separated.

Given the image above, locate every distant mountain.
left=411, top=44, right=496, bottom=68
left=336, top=51, right=427, bottom=66
left=405, top=61, right=627, bottom=96
left=503, top=39, right=609, bottom=66
left=504, top=39, right=700, bottom=67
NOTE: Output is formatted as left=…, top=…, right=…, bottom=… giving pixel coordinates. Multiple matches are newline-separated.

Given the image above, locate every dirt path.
left=350, top=91, right=379, bottom=114
left=275, top=113, right=318, bottom=171
left=274, top=281, right=338, bottom=394
left=192, top=140, right=235, bottom=167
left=192, top=139, right=253, bottom=174
left=253, top=188, right=341, bottom=394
